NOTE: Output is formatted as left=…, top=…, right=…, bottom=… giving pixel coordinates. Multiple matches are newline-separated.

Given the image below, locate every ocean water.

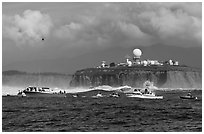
left=2, top=90, right=202, bottom=132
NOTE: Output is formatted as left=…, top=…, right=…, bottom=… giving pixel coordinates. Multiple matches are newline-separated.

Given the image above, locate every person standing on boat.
left=187, top=92, right=192, bottom=97
left=144, top=88, right=149, bottom=94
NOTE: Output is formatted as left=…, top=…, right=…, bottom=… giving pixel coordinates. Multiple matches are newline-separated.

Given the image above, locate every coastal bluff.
left=70, top=65, right=202, bottom=88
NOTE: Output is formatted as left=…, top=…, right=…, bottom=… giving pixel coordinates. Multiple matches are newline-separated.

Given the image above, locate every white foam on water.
left=64, top=87, right=93, bottom=93
left=64, top=86, right=116, bottom=93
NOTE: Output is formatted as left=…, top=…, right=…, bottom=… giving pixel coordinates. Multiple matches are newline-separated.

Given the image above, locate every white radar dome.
left=133, top=49, right=142, bottom=58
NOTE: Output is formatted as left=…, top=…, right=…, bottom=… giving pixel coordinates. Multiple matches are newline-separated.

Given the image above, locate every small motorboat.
left=92, top=93, right=104, bottom=98
left=180, top=95, right=198, bottom=100
left=109, top=93, right=120, bottom=98
left=72, top=95, right=78, bottom=98
left=180, top=93, right=198, bottom=100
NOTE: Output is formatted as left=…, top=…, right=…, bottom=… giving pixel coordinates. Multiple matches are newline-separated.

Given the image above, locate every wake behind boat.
left=18, top=86, right=67, bottom=97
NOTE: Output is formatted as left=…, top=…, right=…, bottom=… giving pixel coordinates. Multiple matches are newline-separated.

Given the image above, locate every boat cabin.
left=25, top=86, right=51, bottom=92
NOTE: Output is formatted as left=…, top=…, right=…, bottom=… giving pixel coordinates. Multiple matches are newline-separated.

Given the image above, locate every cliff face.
left=162, top=71, right=201, bottom=88
left=70, top=66, right=202, bottom=88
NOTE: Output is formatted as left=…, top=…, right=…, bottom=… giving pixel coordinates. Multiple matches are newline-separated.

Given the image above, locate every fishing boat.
left=126, top=81, right=163, bottom=99
left=126, top=92, right=163, bottom=99
left=18, top=86, right=66, bottom=97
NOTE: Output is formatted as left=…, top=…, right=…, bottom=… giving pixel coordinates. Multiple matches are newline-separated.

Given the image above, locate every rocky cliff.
left=70, top=65, right=202, bottom=88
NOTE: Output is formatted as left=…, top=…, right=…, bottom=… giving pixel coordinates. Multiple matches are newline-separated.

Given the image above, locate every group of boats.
left=90, top=90, right=197, bottom=100
left=15, top=81, right=197, bottom=100
left=16, top=81, right=162, bottom=99
left=14, top=82, right=198, bottom=100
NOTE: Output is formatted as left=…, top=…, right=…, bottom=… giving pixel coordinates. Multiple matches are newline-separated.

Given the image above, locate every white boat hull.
left=127, top=94, right=163, bottom=99
left=22, top=91, right=66, bottom=97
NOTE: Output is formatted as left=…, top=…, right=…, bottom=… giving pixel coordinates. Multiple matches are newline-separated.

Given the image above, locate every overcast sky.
left=2, top=2, right=202, bottom=73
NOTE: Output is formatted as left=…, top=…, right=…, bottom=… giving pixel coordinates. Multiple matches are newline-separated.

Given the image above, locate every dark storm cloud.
left=53, top=2, right=201, bottom=48
left=3, top=3, right=201, bottom=48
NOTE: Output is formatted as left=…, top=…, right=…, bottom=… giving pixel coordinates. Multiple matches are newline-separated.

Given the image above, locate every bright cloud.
left=3, top=10, right=53, bottom=45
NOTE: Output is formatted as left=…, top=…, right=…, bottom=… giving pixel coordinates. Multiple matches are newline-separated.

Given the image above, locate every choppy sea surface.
left=2, top=90, right=202, bottom=132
